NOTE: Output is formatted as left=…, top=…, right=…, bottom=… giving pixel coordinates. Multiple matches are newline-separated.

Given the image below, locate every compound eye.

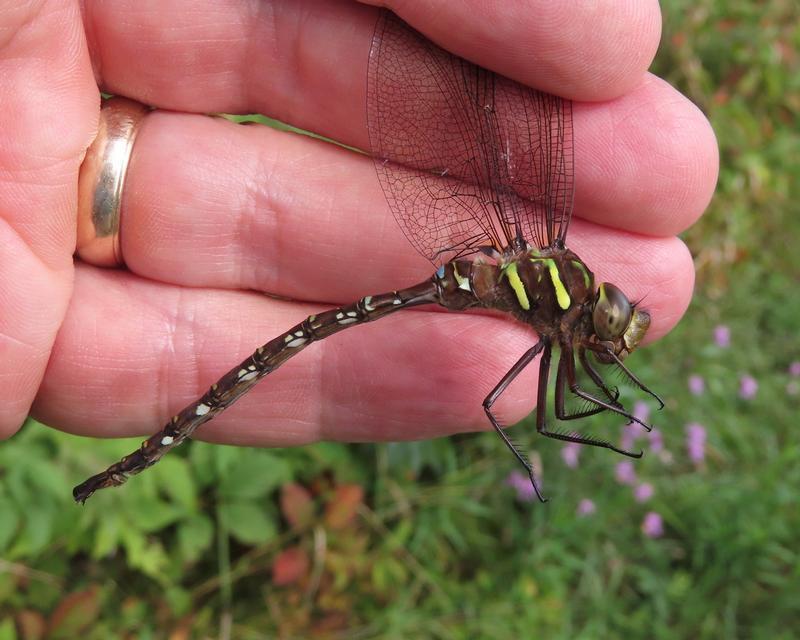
left=593, top=283, right=632, bottom=341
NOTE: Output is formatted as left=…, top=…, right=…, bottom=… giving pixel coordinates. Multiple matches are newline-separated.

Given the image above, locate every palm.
left=0, top=1, right=716, bottom=451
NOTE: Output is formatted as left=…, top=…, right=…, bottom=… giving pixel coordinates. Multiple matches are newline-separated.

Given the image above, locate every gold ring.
left=76, top=96, right=149, bottom=267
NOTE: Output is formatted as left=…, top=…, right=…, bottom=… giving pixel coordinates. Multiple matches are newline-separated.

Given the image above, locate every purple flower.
left=739, top=375, right=758, bottom=400
left=634, top=482, right=654, bottom=503
left=688, top=374, right=705, bottom=396
left=789, top=361, right=800, bottom=377
left=561, top=442, right=581, bottom=468
left=576, top=498, right=596, bottom=516
left=621, top=422, right=644, bottom=452
left=615, top=460, right=637, bottom=485
left=714, top=325, right=731, bottom=348
left=685, top=422, right=706, bottom=464
left=648, top=427, right=664, bottom=454
left=633, top=401, right=651, bottom=424
left=506, top=470, right=536, bottom=502
left=642, top=511, right=664, bottom=538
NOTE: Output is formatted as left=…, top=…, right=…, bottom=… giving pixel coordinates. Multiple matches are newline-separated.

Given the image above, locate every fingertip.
left=541, top=0, right=663, bottom=100
left=379, top=0, right=663, bottom=101
left=632, top=235, right=695, bottom=341
left=576, top=74, right=719, bottom=236
left=648, top=90, right=719, bottom=234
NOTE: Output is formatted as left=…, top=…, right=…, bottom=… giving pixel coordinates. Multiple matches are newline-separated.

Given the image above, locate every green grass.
left=3, top=1, right=799, bottom=638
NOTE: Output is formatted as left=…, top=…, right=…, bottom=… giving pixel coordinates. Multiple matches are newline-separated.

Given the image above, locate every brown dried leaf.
left=167, top=621, right=193, bottom=640
left=47, top=586, right=101, bottom=638
left=280, top=483, right=315, bottom=529
left=323, top=484, right=364, bottom=530
left=312, top=612, right=350, bottom=634
left=272, top=546, right=310, bottom=586
left=16, top=610, right=46, bottom=640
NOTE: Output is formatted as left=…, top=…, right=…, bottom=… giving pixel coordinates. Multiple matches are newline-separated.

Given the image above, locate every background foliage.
left=2, top=1, right=798, bottom=638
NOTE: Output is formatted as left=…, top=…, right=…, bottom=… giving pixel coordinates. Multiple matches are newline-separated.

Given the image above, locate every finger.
left=575, top=74, right=718, bottom=236
left=118, top=107, right=699, bottom=307
left=33, top=264, right=539, bottom=444
left=362, top=0, right=662, bottom=99
left=84, top=0, right=714, bottom=233
left=82, top=0, right=660, bottom=142
left=0, top=0, right=97, bottom=436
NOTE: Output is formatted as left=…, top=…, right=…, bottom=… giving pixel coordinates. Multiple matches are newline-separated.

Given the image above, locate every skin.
left=0, top=0, right=717, bottom=449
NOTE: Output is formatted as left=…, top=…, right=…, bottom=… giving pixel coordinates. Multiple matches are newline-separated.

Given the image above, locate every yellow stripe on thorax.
left=532, top=258, right=571, bottom=310
left=501, top=261, right=531, bottom=310
left=572, top=260, right=591, bottom=289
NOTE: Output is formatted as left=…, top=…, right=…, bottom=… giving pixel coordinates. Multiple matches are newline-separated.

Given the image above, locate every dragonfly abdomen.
left=434, top=259, right=514, bottom=312
left=73, top=278, right=442, bottom=503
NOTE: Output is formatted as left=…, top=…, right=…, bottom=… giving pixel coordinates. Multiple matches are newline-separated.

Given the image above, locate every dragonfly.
left=74, top=10, right=662, bottom=504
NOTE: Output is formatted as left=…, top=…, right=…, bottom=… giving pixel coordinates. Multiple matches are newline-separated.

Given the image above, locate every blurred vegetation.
left=2, top=1, right=799, bottom=638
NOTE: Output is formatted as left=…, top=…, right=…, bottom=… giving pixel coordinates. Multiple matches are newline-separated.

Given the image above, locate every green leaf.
left=152, top=456, right=197, bottom=509
left=211, top=444, right=243, bottom=476
left=187, top=441, right=216, bottom=487
left=177, top=514, right=214, bottom=564
left=91, top=513, right=122, bottom=557
left=219, top=500, right=277, bottom=546
left=5, top=467, right=35, bottom=506
left=9, top=505, right=53, bottom=556
left=25, top=458, right=68, bottom=497
left=218, top=450, right=291, bottom=499
left=164, top=586, right=192, bottom=617
left=304, top=442, right=356, bottom=468
left=0, top=618, right=15, bottom=640
left=0, top=497, right=19, bottom=551
left=121, top=529, right=169, bottom=578
left=122, top=497, right=182, bottom=533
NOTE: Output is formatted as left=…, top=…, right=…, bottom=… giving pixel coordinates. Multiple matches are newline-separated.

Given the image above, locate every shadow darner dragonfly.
left=74, top=11, right=662, bottom=504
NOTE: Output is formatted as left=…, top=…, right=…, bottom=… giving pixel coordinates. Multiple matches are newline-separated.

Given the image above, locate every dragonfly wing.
left=367, top=10, right=575, bottom=264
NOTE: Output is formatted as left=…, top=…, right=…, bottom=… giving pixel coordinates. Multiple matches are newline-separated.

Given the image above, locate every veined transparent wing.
left=367, top=10, right=575, bottom=265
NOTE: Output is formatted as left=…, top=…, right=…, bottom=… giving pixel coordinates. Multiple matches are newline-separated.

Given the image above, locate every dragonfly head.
left=591, top=283, right=650, bottom=363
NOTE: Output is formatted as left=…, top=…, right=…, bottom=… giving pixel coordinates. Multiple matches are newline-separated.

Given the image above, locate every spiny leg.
left=578, top=347, right=623, bottom=407
left=547, top=347, right=642, bottom=458
left=554, top=349, right=615, bottom=420
left=584, top=342, right=664, bottom=409
left=483, top=339, right=548, bottom=502
left=563, top=340, right=654, bottom=432
left=608, top=351, right=665, bottom=409
left=579, top=347, right=639, bottom=426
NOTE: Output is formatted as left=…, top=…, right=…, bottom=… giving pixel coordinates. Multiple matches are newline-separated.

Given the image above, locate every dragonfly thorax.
left=433, top=247, right=649, bottom=364
left=503, top=247, right=597, bottom=325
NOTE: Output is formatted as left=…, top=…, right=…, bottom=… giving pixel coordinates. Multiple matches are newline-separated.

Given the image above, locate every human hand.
left=3, top=1, right=716, bottom=450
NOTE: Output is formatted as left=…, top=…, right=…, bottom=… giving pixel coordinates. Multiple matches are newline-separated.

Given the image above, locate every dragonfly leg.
left=578, top=346, right=623, bottom=407
left=535, top=347, right=642, bottom=458
left=610, top=351, right=665, bottom=409
left=562, top=340, right=654, bottom=432
left=583, top=341, right=665, bottom=410
left=553, top=349, right=616, bottom=420
left=483, top=338, right=548, bottom=502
